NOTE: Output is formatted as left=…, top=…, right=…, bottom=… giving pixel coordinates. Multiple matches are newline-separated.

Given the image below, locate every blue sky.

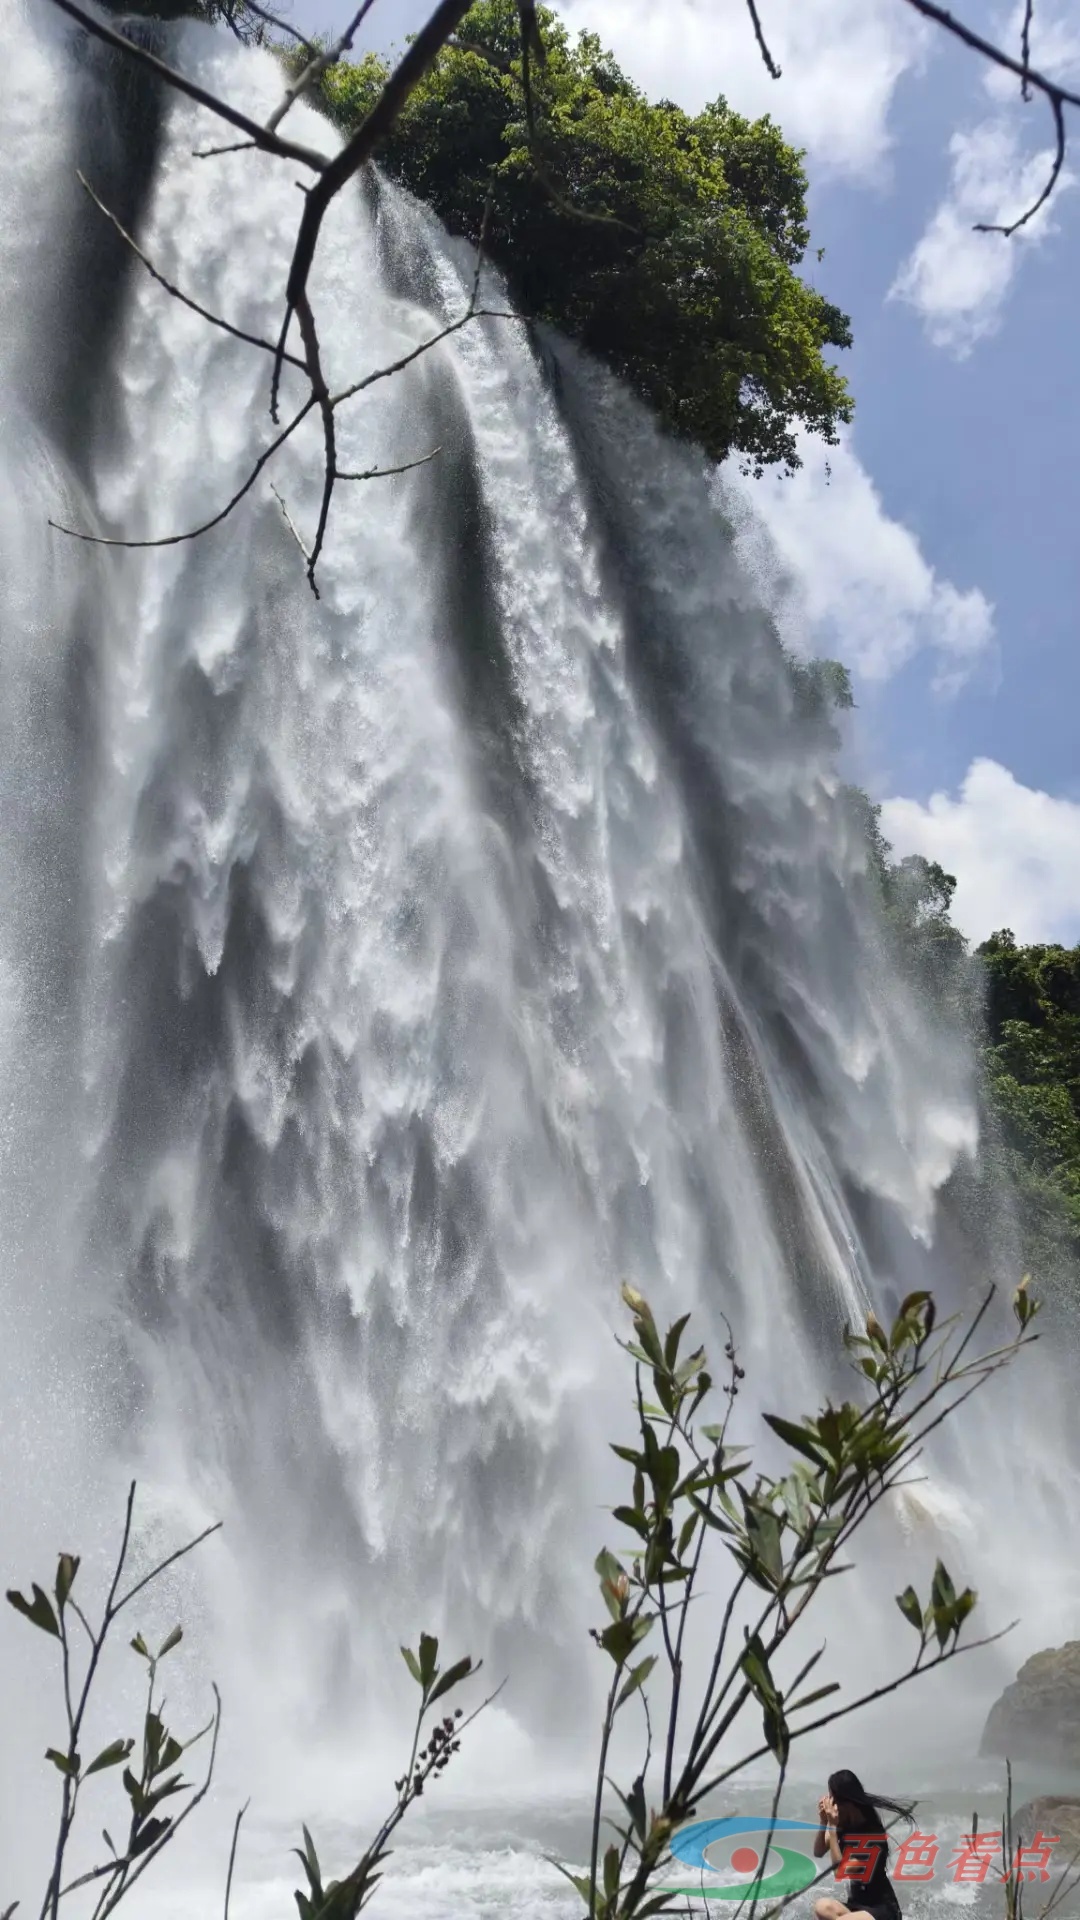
left=292, top=0, right=1080, bottom=945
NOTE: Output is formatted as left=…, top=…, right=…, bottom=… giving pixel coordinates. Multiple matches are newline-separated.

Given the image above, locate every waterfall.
left=2, top=0, right=1079, bottom=1902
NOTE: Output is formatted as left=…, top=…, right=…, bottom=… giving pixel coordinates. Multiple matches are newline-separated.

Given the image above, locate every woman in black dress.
left=812, top=1769, right=910, bottom=1920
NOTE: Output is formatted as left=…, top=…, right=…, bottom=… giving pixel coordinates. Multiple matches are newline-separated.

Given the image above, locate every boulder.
left=1013, top=1796, right=1080, bottom=1856
left=981, top=1643, right=1080, bottom=1766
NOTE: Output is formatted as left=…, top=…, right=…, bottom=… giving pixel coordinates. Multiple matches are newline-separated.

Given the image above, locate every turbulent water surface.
left=2, top=3, right=1080, bottom=1913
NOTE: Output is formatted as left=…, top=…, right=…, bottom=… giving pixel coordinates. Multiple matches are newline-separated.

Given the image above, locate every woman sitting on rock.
left=812, top=1768, right=912, bottom=1920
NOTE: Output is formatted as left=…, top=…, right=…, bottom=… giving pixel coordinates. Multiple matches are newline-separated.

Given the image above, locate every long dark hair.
left=828, top=1770, right=915, bottom=1857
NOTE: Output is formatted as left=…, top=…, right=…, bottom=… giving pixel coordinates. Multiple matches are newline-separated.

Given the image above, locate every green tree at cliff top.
left=317, top=0, right=853, bottom=474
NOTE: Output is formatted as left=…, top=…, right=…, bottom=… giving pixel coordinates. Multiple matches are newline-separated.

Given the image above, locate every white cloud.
left=724, top=429, right=996, bottom=692
left=557, top=0, right=928, bottom=178
left=889, top=115, right=1074, bottom=354
left=881, top=759, right=1080, bottom=946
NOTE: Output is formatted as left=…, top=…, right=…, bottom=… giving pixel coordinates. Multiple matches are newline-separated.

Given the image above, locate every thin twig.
left=976, top=94, right=1066, bottom=235
left=337, top=446, right=444, bottom=480
left=49, top=400, right=316, bottom=553
left=76, top=173, right=307, bottom=370
left=293, top=296, right=336, bottom=586
left=693, top=1623, right=1016, bottom=1807
left=114, top=1521, right=223, bottom=1614
left=900, top=0, right=1080, bottom=234
left=1021, top=0, right=1035, bottom=99
left=192, top=140, right=260, bottom=160
left=270, top=484, right=311, bottom=564
left=241, top=0, right=319, bottom=55
left=44, top=0, right=328, bottom=173
left=224, top=1801, right=250, bottom=1920
left=265, top=1, right=379, bottom=134
left=332, top=306, right=517, bottom=409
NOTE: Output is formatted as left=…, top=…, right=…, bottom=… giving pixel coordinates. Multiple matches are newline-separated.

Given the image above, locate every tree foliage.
left=315, top=0, right=853, bottom=474
left=977, top=931, right=1080, bottom=1268
left=846, top=786, right=1080, bottom=1280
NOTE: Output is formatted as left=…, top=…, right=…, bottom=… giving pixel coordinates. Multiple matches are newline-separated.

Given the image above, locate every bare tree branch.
left=45, top=0, right=328, bottom=172
left=76, top=172, right=307, bottom=370
left=265, top=1, right=379, bottom=134
left=273, top=0, right=475, bottom=397
left=49, top=399, right=316, bottom=552
left=743, top=0, right=782, bottom=79
left=899, top=0, right=1080, bottom=234
left=239, top=0, right=319, bottom=57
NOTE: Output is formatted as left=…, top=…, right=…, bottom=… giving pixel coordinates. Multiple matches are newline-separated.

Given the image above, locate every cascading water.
left=3, top=2, right=1080, bottom=1911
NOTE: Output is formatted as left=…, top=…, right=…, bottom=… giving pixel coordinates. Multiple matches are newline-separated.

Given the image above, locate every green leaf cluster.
left=315, top=0, right=852, bottom=474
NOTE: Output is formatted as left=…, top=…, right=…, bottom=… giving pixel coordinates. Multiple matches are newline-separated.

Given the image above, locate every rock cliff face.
left=982, top=1643, right=1080, bottom=1765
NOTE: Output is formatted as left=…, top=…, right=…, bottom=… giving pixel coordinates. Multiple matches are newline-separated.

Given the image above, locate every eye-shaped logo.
left=659, top=1816, right=819, bottom=1901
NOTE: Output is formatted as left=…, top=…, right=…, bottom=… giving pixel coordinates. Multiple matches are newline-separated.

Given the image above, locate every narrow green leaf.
left=547, top=1860, right=595, bottom=1909
left=143, top=1711, right=164, bottom=1774
left=418, top=1632, right=439, bottom=1689
left=675, top=1346, right=706, bottom=1387
left=677, top=1512, right=698, bottom=1560
left=428, top=1655, right=474, bottom=1704
left=302, top=1824, right=322, bottom=1886
left=762, top=1412, right=827, bottom=1465
left=130, top=1632, right=150, bottom=1660
left=45, top=1748, right=79, bottom=1777
left=614, top=1773, right=648, bottom=1843
left=55, top=1554, right=80, bottom=1610
left=603, top=1843, right=620, bottom=1902
left=400, top=1645, right=422, bottom=1684
left=123, top=1767, right=147, bottom=1817
left=931, top=1559, right=957, bottom=1613
left=740, top=1633, right=778, bottom=1706
left=7, top=1585, right=60, bottom=1639
left=635, top=1315, right=666, bottom=1372
left=788, top=1681, right=840, bottom=1713
left=763, top=1697, right=790, bottom=1764
left=663, top=1313, right=691, bottom=1372
left=145, top=1776, right=190, bottom=1811
left=616, top=1654, right=657, bottom=1709
left=653, top=1445, right=680, bottom=1508
left=613, top=1505, right=649, bottom=1540
left=157, top=1625, right=183, bottom=1660
left=131, top=1816, right=170, bottom=1856
left=896, top=1585, right=923, bottom=1633
left=899, top=1290, right=931, bottom=1317
left=85, top=1739, right=134, bottom=1778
